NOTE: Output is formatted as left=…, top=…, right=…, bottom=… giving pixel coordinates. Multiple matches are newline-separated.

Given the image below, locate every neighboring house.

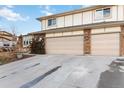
left=22, top=34, right=34, bottom=48
left=36, top=5, right=124, bottom=56
left=0, top=31, right=16, bottom=48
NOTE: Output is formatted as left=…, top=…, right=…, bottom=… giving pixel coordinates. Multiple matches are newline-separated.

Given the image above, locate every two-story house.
left=36, top=5, right=124, bottom=56
left=0, top=31, right=16, bottom=48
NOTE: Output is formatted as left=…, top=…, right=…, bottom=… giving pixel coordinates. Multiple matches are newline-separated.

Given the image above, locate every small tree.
left=30, top=35, right=45, bottom=54
left=9, top=25, right=18, bottom=52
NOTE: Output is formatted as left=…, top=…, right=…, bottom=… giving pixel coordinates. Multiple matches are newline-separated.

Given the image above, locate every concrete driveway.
left=0, top=55, right=116, bottom=88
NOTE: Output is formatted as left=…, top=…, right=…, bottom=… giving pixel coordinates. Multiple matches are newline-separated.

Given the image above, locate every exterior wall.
left=0, top=41, right=16, bottom=48
left=83, top=11, right=93, bottom=24
left=91, top=27, right=121, bottom=34
left=104, top=6, right=118, bottom=22
left=63, top=32, right=73, bottom=36
left=73, top=13, right=82, bottom=25
left=72, top=30, right=84, bottom=35
left=41, top=20, right=46, bottom=30
left=45, top=30, right=83, bottom=38
left=46, top=33, right=54, bottom=37
left=45, top=26, right=122, bottom=55
left=54, top=32, right=63, bottom=37
left=0, top=31, right=16, bottom=48
left=65, top=15, right=73, bottom=27
left=57, top=17, right=64, bottom=28
left=117, top=5, right=124, bottom=21
left=41, top=5, right=124, bottom=31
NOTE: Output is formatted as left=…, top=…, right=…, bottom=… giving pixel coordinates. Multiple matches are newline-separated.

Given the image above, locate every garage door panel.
left=46, top=36, right=83, bottom=55
left=91, top=33, right=120, bottom=56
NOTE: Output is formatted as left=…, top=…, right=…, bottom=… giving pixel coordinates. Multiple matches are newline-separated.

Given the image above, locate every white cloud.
left=81, top=5, right=92, bottom=8
left=0, top=7, right=29, bottom=21
left=6, top=5, right=14, bottom=8
left=40, top=5, right=54, bottom=16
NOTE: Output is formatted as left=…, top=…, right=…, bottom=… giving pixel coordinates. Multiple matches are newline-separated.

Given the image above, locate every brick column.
left=120, top=26, right=124, bottom=56
left=84, top=29, right=91, bottom=55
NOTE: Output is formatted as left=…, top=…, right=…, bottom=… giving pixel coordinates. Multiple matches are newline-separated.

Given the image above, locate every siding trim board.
left=45, top=34, right=84, bottom=38
left=37, top=5, right=113, bottom=20
left=39, top=21, right=124, bottom=34
left=91, top=32, right=120, bottom=35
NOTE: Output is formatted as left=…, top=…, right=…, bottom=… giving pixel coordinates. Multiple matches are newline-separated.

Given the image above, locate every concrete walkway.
left=0, top=55, right=116, bottom=88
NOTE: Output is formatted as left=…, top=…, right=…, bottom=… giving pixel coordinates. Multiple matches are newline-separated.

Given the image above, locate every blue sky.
left=0, top=5, right=83, bottom=35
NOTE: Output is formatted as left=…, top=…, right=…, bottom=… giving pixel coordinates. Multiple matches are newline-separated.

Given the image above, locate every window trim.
left=94, top=9, right=103, bottom=20
left=94, top=7, right=112, bottom=21
left=103, top=8, right=111, bottom=18
left=47, top=18, right=57, bottom=27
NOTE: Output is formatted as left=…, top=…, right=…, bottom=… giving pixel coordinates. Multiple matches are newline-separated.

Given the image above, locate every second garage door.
left=91, top=33, right=120, bottom=56
left=45, top=36, right=84, bottom=55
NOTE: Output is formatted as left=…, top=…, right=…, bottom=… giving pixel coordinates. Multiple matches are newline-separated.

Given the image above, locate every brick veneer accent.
left=120, top=26, right=124, bottom=56
left=84, top=29, right=91, bottom=55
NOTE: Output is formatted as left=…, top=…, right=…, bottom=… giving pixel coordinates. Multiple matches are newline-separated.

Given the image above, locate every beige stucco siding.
left=54, top=32, right=63, bottom=37
left=105, top=27, right=121, bottom=33
left=46, top=33, right=55, bottom=37
left=72, top=30, right=84, bottom=35
left=83, top=11, right=92, bottom=24
left=57, top=17, right=64, bottom=28
left=64, top=15, right=73, bottom=27
left=41, top=20, right=46, bottom=30
left=91, top=27, right=121, bottom=34
left=73, top=13, right=82, bottom=25
left=92, top=28, right=105, bottom=34
left=63, top=32, right=73, bottom=36
left=41, top=5, right=124, bottom=30
left=105, top=6, right=118, bottom=22
left=117, top=5, right=124, bottom=21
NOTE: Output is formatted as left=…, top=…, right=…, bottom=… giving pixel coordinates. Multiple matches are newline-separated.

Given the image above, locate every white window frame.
left=103, top=8, right=111, bottom=18
left=47, top=18, right=56, bottom=27
left=95, top=9, right=103, bottom=20
left=94, top=7, right=111, bottom=20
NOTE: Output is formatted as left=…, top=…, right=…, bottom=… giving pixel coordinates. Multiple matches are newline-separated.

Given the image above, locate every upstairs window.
left=48, top=18, right=56, bottom=26
left=103, top=8, right=111, bottom=18
left=95, top=7, right=111, bottom=20
left=24, top=41, right=25, bottom=45
left=95, top=9, right=103, bottom=20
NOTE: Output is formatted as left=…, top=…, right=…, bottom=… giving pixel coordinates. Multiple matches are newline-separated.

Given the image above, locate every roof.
left=33, top=21, right=124, bottom=34
left=0, top=31, right=13, bottom=36
left=37, top=5, right=113, bottom=21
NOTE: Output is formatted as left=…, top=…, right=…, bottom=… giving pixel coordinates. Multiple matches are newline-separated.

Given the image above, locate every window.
left=103, top=8, right=111, bottom=18
left=4, top=44, right=9, bottom=47
left=95, top=8, right=111, bottom=20
left=95, top=9, right=103, bottom=20
left=48, top=18, right=56, bottom=26
left=24, top=41, right=25, bottom=45
left=26, top=41, right=28, bottom=45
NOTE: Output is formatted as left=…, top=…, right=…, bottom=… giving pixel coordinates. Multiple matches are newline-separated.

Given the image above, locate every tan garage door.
left=91, top=33, right=120, bottom=56
left=45, top=36, right=83, bottom=55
